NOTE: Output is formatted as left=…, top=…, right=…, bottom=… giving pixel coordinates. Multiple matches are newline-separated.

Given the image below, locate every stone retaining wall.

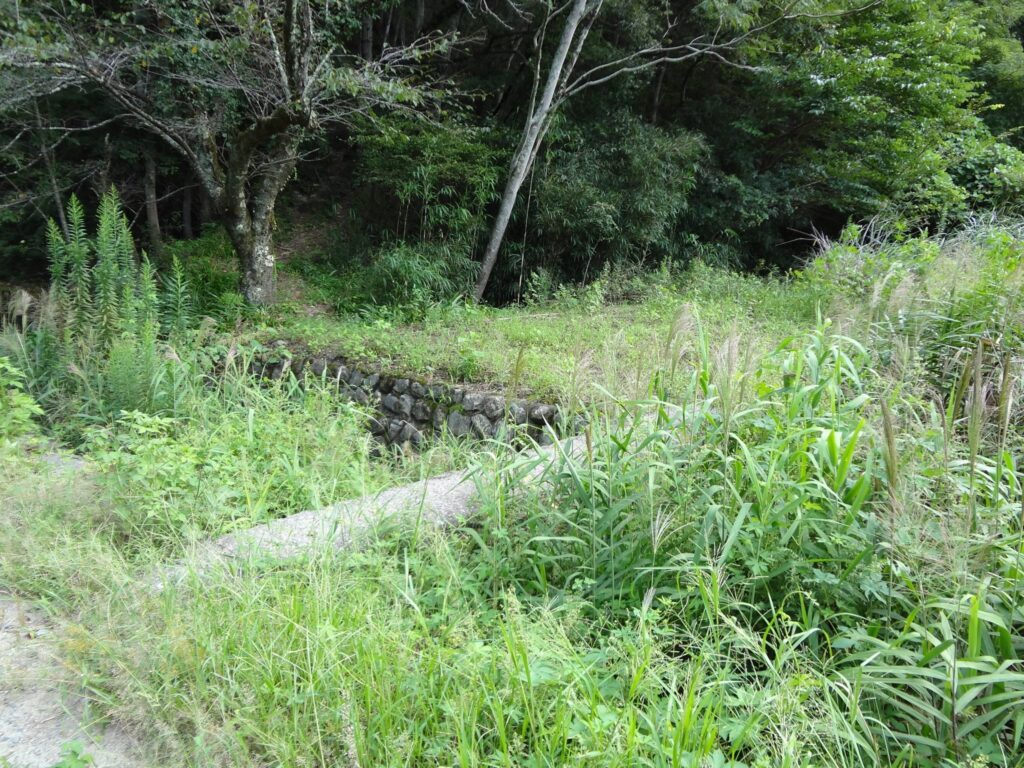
left=258, top=355, right=566, bottom=448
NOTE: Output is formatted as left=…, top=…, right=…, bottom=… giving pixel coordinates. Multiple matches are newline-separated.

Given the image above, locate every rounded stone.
left=508, top=401, right=528, bottom=425
left=471, top=414, right=495, bottom=438
left=361, top=373, right=380, bottom=391
left=410, top=381, right=428, bottom=398
left=446, top=411, right=473, bottom=438
left=308, top=358, right=327, bottom=377
left=432, top=406, right=447, bottom=431
left=398, top=394, right=415, bottom=417
left=386, top=419, right=405, bottom=443
left=482, top=396, right=505, bottom=419
left=529, top=403, right=557, bottom=425
left=392, top=378, right=410, bottom=395
left=411, top=400, right=433, bottom=422
left=270, top=360, right=291, bottom=380
left=348, top=370, right=363, bottom=388
left=462, top=392, right=486, bottom=413
left=400, top=422, right=424, bottom=446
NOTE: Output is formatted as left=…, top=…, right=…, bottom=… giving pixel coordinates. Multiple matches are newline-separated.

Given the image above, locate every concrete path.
left=156, top=435, right=584, bottom=586
left=215, top=464, right=478, bottom=559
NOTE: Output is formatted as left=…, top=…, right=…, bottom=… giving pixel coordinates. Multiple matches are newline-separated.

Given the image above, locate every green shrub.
left=353, top=115, right=500, bottom=248
left=3, top=189, right=203, bottom=433
left=83, top=370, right=383, bottom=543
left=163, top=229, right=244, bottom=322
left=365, top=241, right=476, bottom=312
left=533, top=113, right=705, bottom=268
left=951, top=132, right=1024, bottom=216
left=0, top=357, right=42, bottom=443
left=799, top=223, right=940, bottom=304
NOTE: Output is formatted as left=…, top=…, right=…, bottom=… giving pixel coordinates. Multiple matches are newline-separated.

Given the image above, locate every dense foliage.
left=1, top=4, right=1024, bottom=766
left=2, top=220, right=1022, bottom=766
left=1, top=0, right=1022, bottom=301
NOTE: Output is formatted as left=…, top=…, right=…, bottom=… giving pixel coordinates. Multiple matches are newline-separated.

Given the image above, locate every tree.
left=1, top=1, right=440, bottom=303
left=471, top=0, right=593, bottom=301
left=142, top=147, right=162, bottom=260
left=471, top=0, right=883, bottom=301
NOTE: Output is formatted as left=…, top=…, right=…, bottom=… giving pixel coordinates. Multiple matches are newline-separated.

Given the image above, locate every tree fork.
left=473, top=0, right=593, bottom=302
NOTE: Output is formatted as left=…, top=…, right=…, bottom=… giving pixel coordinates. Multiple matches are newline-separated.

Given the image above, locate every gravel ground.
left=0, top=597, right=146, bottom=768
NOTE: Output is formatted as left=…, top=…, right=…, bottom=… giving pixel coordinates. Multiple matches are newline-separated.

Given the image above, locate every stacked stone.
left=259, top=355, right=564, bottom=448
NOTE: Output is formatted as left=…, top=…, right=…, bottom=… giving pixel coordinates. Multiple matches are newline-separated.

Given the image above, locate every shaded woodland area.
left=1, top=0, right=1023, bottom=303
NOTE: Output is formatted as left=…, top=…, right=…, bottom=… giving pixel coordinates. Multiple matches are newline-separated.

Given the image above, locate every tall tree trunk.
left=473, top=0, right=592, bottom=302
left=143, top=150, right=162, bottom=259
left=42, top=145, right=68, bottom=238
left=382, top=8, right=393, bottom=47
left=223, top=144, right=297, bottom=305
left=361, top=16, right=373, bottom=60
left=198, top=185, right=212, bottom=227
left=182, top=185, right=193, bottom=239
left=649, top=63, right=666, bottom=124
left=96, top=135, right=112, bottom=197
left=224, top=202, right=277, bottom=305
left=414, top=0, right=425, bottom=36
left=34, top=101, right=68, bottom=237
left=230, top=217, right=276, bottom=306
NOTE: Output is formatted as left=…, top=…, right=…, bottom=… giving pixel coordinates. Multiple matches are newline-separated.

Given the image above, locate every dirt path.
left=0, top=597, right=146, bottom=768
left=4, top=437, right=584, bottom=763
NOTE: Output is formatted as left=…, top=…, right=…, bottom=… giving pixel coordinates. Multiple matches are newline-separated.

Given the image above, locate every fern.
left=27, top=189, right=198, bottom=425
left=63, top=195, right=93, bottom=340
left=95, top=188, right=141, bottom=346
left=95, top=189, right=120, bottom=269
left=114, top=194, right=137, bottom=279
left=94, top=238, right=121, bottom=348
left=102, top=336, right=154, bottom=415
left=46, top=218, right=68, bottom=308
left=162, top=255, right=193, bottom=339
left=136, top=254, right=161, bottom=402
left=120, top=279, right=139, bottom=336
left=137, top=255, right=160, bottom=338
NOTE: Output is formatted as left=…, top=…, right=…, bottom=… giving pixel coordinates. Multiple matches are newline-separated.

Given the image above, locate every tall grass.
left=1, top=219, right=1023, bottom=766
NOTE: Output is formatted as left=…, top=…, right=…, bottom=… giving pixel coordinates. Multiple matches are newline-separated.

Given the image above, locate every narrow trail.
left=0, top=598, right=146, bottom=768
left=157, top=434, right=585, bottom=586
left=4, top=435, right=583, bottom=763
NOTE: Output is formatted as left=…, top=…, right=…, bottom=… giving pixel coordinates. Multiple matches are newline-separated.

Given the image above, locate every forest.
left=1, top=2, right=1024, bottom=768
left=1, top=0, right=1023, bottom=301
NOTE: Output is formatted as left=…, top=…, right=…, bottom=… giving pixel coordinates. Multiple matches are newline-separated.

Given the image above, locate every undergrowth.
left=1, top=217, right=1022, bottom=767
